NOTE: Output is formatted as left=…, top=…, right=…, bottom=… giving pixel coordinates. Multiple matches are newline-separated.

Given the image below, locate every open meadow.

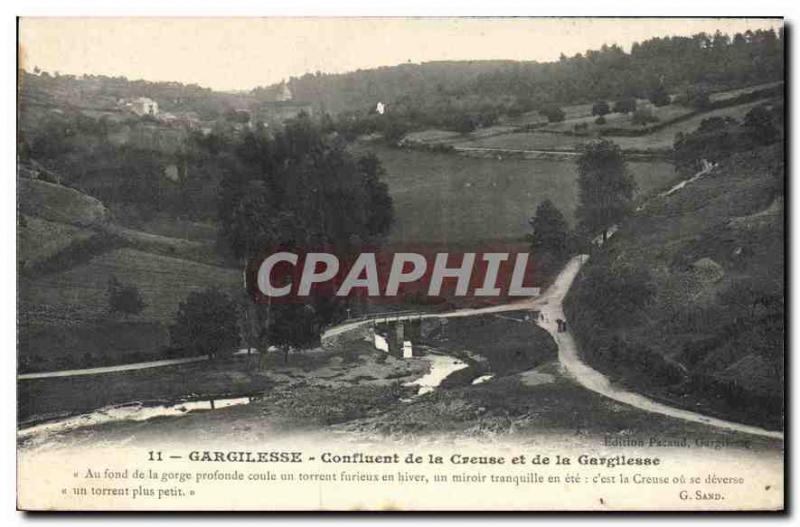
left=451, top=98, right=774, bottom=154
left=354, top=144, right=676, bottom=244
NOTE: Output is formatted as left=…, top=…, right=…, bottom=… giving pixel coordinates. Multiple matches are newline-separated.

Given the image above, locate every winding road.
left=529, top=254, right=783, bottom=441
left=21, top=227, right=783, bottom=440
left=323, top=160, right=784, bottom=441
left=324, top=252, right=783, bottom=440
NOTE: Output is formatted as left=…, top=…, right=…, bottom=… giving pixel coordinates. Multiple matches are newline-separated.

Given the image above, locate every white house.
left=130, top=97, right=159, bottom=117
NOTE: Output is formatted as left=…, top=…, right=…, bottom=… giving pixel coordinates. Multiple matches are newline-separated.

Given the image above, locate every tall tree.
left=529, top=199, right=571, bottom=280
left=217, top=114, right=394, bottom=355
left=358, top=153, right=395, bottom=239
left=529, top=199, right=570, bottom=258
left=170, top=289, right=239, bottom=359
left=744, top=104, right=779, bottom=145
left=575, top=140, right=636, bottom=242
left=266, top=303, right=321, bottom=364
left=219, top=115, right=394, bottom=259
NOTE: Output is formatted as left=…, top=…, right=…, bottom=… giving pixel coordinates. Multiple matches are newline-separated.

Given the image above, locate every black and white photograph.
left=14, top=15, right=786, bottom=511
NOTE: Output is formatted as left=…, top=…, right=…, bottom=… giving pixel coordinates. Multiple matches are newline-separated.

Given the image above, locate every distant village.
left=116, top=82, right=314, bottom=132
left=21, top=68, right=316, bottom=136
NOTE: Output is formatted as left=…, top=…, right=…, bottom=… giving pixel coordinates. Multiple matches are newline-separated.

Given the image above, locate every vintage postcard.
left=16, top=17, right=785, bottom=511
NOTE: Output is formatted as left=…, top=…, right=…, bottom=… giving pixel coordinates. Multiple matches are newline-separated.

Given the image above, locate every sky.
left=19, top=17, right=783, bottom=92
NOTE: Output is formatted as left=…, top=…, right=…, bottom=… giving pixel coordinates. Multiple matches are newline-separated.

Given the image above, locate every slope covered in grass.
left=565, top=144, right=784, bottom=430
left=354, top=144, right=675, bottom=244
left=18, top=170, right=243, bottom=371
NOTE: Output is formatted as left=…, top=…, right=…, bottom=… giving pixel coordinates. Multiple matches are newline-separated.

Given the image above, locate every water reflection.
left=18, top=396, right=257, bottom=441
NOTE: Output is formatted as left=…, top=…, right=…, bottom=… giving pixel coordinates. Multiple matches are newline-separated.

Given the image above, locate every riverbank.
left=17, top=330, right=432, bottom=446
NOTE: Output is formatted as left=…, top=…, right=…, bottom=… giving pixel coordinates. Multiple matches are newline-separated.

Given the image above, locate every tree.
left=529, top=200, right=571, bottom=279
left=684, top=85, right=710, bottom=109
left=219, top=115, right=394, bottom=261
left=613, top=97, right=637, bottom=114
left=107, top=276, right=145, bottom=317
left=539, top=105, right=565, bottom=123
left=632, top=107, right=659, bottom=126
left=672, top=116, right=740, bottom=173
left=383, top=115, right=410, bottom=144
left=744, top=104, right=778, bottom=145
left=358, top=153, right=395, bottom=239
left=218, top=115, right=394, bottom=353
left=575, top=140, right=636, bottom=242
left=649, top=84, right=671, bottom=107
left=169, top=289, right=239, bottom=359
left=530, top=199, right=570, bottom=258
left=266, top=303, right=321, bottom=364
left=574, top=258, right=656, bottom=330
left=592, top=101, right=610, bottom=117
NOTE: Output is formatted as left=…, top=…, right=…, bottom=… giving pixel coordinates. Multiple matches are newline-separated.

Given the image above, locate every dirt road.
left=17, top=355, right=210, bottom=380
left=323, top=252, right=783, bottom=440
left=533, top=255, right=783, bottom=440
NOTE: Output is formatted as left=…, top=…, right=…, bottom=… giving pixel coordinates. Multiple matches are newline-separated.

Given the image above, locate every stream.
left=403, top=354, right=469, bottom=396
left=18, top=395, right=257, bottom=443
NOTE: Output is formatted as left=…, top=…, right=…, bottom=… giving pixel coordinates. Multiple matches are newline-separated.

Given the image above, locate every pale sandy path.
left=18, top=355, right=210, bottom=380
left=323, top=252, right=783, bottom=440
left=534, top=255, right=783, bottom=441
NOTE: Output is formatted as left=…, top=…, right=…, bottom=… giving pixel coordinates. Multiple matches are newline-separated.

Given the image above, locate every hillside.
left=277, top=28, right=782, bottom=117
left=17, top=168, right=242, bottom=373
left=19, top=26, right=783, bottom=137
left=397, top=82, right=782, bottom=157
left=350, top=143, right=675, bottom=244
left=564, top=144, right=784, bottom=430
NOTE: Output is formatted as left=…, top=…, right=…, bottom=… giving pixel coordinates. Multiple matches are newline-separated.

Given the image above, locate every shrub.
left=107, top=276, right=145, bottom=317
left=539, top=105, right=565, bottom=123
left=631, top=107, right=659, bottom=126
left=684, top=85, right=711, bottom=109
left=613, top=98, right=637, bottom=114
left=744, top=104, right=779, bottom=145
left=591, top=101, right=610, bottom=117
left=573, top=122, right=589, bottom=133
left=169, top=288, right=239, bottom=358
left=649, top=84, right=671, bottom=107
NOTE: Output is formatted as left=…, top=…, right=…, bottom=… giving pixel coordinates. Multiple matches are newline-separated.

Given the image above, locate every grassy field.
left=18, top=320, right=170, bottom=373
left=18, top=177, right=109, bottom=227
left=543, top=102, right=694, bottom=136
left=130, top=216, right=218, bottom=243
left=708, top=80, right=784, bottom=103
left=456, top=99, right=772, bottom=154
left=601, top=100, right=773, bottom=151
left=21, top=248, right=241, bottom=323
left=355, top=144, right=675, bottom=244
left=18, top=173, right=244, bottom=370
left=402, top=129, right=462, bottom=145
left=402, top=126, right=525, bottom=147
left=454, top=101, right=764, bottom=156
left=501, top=81, right=780, bottom=132
left=18, top=246, right=241, bottom=370
left=454, top=131, right=587, bottom=151
left=18, top=215, right=94, bottom=270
